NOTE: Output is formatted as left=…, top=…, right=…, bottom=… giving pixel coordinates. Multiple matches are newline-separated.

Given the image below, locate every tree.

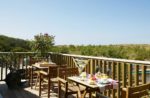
left=31, top=33, right=55, bottom=57
left=0, top=35, right=30, bottom=52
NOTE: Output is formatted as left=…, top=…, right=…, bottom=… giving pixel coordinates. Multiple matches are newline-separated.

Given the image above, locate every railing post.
left=135, top=64, right=139, bottom=86
left=122, top=63, right=127, bottom=88
left=128, top=63, right=133, bottom=86
left=142, top=65, right=147, bottom=84
left=117, top=62, right=121, bottom=98
left=112, top=61, right=116, bottom=98
left=90, top=59, right=93, bottom=74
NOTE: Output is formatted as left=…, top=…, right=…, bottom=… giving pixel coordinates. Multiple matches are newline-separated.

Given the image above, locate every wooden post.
left=117, top=62, right=121, bottom=98
left=135, top=64, right=139, bottom=86
left=142, top=65, right=147, bottom=84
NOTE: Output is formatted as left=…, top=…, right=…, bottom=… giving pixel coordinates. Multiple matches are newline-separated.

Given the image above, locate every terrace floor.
left=0, top=80, right=82, bottom=98
left=0, top=81, right=59, bottom=98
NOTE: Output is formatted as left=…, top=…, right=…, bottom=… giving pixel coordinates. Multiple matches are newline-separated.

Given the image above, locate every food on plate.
left=90, top=75, right=96, bottom=80
left=98, top=78, right=110, bottom=84
left=88, top=74, right=97, bottom=85
left=80, top=72, right=87, bottom=81
left=80, top=72, right=87, bottom=78
left=95, top=72, right=101, bottom=79
left=42, top=61, right=49, bottom=64
left=88, top=79, right=96, bottom=85
left=101, top=74, right=108, bottom=79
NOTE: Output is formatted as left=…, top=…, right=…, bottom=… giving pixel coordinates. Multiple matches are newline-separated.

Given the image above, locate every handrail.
left=1, top=52, right=150, bottom=65
left=59, top=53, right=150, bottom=65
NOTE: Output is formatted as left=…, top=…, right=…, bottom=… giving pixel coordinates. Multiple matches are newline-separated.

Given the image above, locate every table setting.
left=71, top=71, right=118, bottom=92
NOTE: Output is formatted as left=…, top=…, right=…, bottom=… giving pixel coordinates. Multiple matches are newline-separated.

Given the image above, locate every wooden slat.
left=112, top=61, right=116, bottom=98
left=128, top=63, right=133, bottom=86
left=112, top=62, right=116, bottom=79
left=102, top=60, right=105, bottom=73
left=100, top=60, right=103, bottom=73
left=71, top=57, right=73, bottom=68
left=122, top=63, right=126, bottom=87
left=90, top=59, right=93, bottom=74
left=93, top=59, right=96, bottom=73
left=5, top=62, right=8, bottom=80
left=1, top=63, right=3, bottom=80
left=142, top=65, right=147, bottom=84
left=117, top=62, right=121, bottom=98
left=108, top=61, right=112, bottom=77
left=94, top=59, right=98, bottom=73
left=102, top=61, right=106, bottom=74
left=135, top=64, right=139, bottom=86
left=107, top=61, right=112, bottom=97
left=97, top=60, right=101, bottom=72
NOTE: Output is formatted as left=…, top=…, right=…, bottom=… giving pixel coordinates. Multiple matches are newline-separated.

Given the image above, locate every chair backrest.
left=58, top=67, right=67, bottom=79
left=58, top=67, right=79, bottom=80
left=67, top=67, right=79, bottom=77
left=29, top=58, right=38, bottom=65
left=59, top=64, right=67, bottom=68
left=48, top=65, right=58, bottom=78
left=126, top=83, right=150, bottom=98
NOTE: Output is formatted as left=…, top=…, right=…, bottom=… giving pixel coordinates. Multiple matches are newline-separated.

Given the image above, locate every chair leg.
left=39, top=74, right=41, bottom=96
left=58, top=81, right=61, bottom=98
left=28, top=68, right=31, bottom=86
left=64, top=93, right=67, bottom=98
left=35, top=73, right=39, bottom=89
left=48, top=77, right=50, bottom=98
left=31, top=67, right=33, bottom=89
left=89, top=92, right=92, bottom=98
left=121, top=89, right=126, bottom=98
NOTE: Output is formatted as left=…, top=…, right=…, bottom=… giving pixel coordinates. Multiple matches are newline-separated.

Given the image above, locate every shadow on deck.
left=0, top=81, right=58, bottom=98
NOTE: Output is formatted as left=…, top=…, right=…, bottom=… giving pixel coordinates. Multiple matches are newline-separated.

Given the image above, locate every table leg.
left=82, top=89, right=87, bottom=98
left=76, top=84, right=91, bottom=98
left=76, top=83, right=81, bottom=98
left=31, top=66, right=33, bottom=89
left=34, top=72, right=39, bottom=89
left=89, top=92, right=91, bottom=98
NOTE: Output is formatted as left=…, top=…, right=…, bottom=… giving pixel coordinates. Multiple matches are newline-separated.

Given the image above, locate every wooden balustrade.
left=51, top=53, right=150, bottom=98
left=0, top=52, right=150, bottom=98
left=0, top=52, right=52, bottom=81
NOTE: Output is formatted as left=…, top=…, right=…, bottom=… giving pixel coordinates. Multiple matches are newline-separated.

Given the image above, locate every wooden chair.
left=39, top=65, right=58, bottom=98
left=26, top=58, right=40, bottom=87
left=58, top=67, right=86, bottom=98
left=95, top=92, right=110, bottom=98
left=125, top=83, right=150, bottom=98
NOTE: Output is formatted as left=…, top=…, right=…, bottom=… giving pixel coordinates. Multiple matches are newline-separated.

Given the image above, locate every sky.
left=0, top=0, right=150, bottom=45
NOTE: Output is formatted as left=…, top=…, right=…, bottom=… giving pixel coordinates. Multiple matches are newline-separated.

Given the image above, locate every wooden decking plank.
left=0, top=81, right=48, bottom=98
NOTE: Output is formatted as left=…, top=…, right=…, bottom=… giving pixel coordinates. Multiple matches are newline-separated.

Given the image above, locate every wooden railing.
left=0, top=52, right=52, bottom=81
left=51, top=53, right=150, bottom=98
left=0, top=52, right=28, bottom=80
left=0, top=52, right=150, bottom=98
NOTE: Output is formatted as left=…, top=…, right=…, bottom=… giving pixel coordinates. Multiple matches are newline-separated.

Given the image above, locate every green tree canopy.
left=0, top=35, right=30, bottom=52
left=31, top=33, right=55, bottom=57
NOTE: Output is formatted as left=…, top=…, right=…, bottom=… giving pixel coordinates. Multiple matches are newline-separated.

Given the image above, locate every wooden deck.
left=0, top=81, right=79, bottom=98
left=0, top=81, right=59, bottom=98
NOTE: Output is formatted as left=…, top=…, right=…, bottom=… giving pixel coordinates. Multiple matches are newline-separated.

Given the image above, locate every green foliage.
left=51, top=45, right=69, bottom=54
left=31, top=33, right=55, bottom=57
left=53, top=44, right=150, bottom=61
left=1, top=34, right=150, bottom=61
left=0, top=35, right=30, bottom=52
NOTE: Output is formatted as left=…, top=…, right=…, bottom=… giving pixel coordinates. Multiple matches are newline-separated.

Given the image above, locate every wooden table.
left=68, top=76, right=118, bottom=98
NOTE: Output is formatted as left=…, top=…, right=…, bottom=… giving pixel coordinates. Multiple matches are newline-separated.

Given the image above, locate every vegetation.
left=0, top=34, right=150, bottom=61
left=0, top=35, right=30, bottom=52
left=30, top=33, right=55, bottom=57
left=52, top=44, right=150, bottom=61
